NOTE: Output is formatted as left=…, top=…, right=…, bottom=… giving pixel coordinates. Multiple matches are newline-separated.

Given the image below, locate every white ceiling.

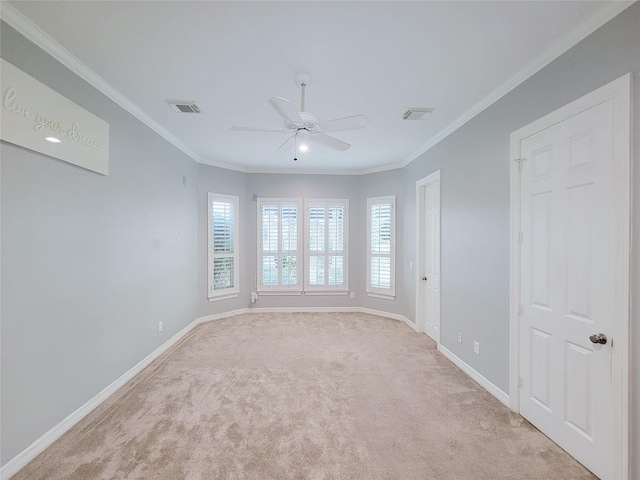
left=4, top=1, right=630, bottom=174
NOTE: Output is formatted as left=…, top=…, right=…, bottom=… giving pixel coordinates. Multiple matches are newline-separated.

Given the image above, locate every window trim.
left=257, top=198, right=303, bottom=294
left=366, top=195, right=396, bottom=299
left=208, top=193, right=239, bottom=301
left=304, top=198, right=349, bottom=294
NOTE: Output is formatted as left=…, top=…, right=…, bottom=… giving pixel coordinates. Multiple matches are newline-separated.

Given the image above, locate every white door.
left=517, top=91, right=627, bottom=479
left=417, top=171, right=441, bottom=341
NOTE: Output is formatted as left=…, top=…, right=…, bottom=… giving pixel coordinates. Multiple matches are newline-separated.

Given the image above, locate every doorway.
left=416, top=170, right=441, bottom=342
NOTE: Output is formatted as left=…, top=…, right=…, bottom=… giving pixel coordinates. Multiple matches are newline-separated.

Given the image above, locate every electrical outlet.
left=474, top=341, right=480, bottom=355
left=458, top=332, right=462, bottom=343
left=350, top=292, right=355, bottom=299
left=158, top=322, right=163, bottom=333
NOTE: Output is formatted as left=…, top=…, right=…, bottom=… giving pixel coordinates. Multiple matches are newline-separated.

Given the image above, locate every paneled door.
left=515, top=75, right=630, bottom=480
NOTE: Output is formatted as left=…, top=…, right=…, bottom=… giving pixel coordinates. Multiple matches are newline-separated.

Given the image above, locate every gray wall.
left=1, top=24, right=199, bottom=463
left=399, top=4, right=640, bottom=476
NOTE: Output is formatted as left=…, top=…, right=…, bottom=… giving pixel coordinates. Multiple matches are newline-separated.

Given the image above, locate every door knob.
left=589, top=333, right=607, bottom=345
left=422, top=276, right=427, bottom=281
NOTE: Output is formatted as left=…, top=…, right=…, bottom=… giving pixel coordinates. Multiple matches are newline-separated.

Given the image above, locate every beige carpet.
left=13, top=312, right=596, bottom=479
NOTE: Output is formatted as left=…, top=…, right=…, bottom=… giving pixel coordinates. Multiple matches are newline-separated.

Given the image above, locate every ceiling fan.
left=232, top=74, right=369, bottom=158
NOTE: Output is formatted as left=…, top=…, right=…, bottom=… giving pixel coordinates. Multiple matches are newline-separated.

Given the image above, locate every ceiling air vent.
left=402, top=108, right=434, bottom=121
left=168, top=101, right=201, bottom=113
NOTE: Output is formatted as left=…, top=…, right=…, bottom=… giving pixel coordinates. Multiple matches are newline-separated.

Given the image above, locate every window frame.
left=207, top=192, right=240, bottom=301
left=366, top=195, right=396, bottom=299
left=257, top=198, right=303, bottom=294
left=304, top=198, right=349, bottom=295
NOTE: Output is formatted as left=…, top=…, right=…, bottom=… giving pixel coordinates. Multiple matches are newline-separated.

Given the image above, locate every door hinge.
left=518, top=377, right=523, bottom=388
left=514, top=157, right=526, bottom=172
left=518, top=231, right=523, bottom=244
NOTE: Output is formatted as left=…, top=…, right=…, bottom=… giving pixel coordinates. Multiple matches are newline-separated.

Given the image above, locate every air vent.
left=168, top=101, right=200, bottom=113
left=402, top=108, right=434, bottom=121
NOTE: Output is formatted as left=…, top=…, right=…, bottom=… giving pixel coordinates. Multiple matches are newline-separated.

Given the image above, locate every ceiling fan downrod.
left=295, top=73, right=311, bottom=112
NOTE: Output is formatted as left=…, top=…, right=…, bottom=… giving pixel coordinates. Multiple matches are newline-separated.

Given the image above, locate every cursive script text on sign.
left=3, top=86, right=104, bottom=151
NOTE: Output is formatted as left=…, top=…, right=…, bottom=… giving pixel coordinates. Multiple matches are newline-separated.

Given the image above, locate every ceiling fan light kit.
left=232, top=73, right=369, bottom=161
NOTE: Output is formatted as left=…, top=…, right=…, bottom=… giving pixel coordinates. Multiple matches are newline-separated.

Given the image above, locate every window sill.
left=208, top=292, right=239, bottom=302
left=366, top=292, right=396, bottom=300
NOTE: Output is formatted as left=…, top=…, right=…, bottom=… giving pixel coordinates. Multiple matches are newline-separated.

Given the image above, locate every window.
left=367, top=195, right=395, bottom=298
left=208, top=193, right=239, bottom=301
left=257, top=199, right=302, bottom=293
left=305, top=199, right=349, bottom=293
left=256, top=198, right=349, bottom=295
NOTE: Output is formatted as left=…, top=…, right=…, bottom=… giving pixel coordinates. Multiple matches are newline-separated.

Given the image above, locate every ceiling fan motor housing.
left=285, top=112, right=320, bottom=135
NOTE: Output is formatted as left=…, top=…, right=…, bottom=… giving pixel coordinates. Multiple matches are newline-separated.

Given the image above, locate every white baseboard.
left=0, top=317, right=201, bottom=480
left=248, top=306, right=359, bottom=314
left=197, top=308, right=250, bottom=324
left=438, top=344, right=510, bottom=407
left=1, top=306, right=415, bottom=479
left=197, top=306, right=415, bottom=326
left=243, top=305, right=417, bottom=332
left=358, top=307, right=418, bottom=332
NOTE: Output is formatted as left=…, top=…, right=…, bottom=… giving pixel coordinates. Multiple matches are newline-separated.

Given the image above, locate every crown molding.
left=357, top=161, right=404, bottom=176
left=200, top=158, right=404, bottom=176
left=0, top=1, right=202, bottom=164
left=401, top=0, right=637, bottom=169
left=199, top=158, right=248, bottom=173
left=243, top=166, right=364, bottom=176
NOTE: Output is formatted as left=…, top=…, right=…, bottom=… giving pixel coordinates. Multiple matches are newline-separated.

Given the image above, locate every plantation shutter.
left=258, top=200, right=302, bottom=291
left=367, top=196, right=395, bottom=298
left=370, top=202, right=392, bottom=289
left=306, top=200, right=348, bottom=291
left=212, top=200, right=235, bottom=290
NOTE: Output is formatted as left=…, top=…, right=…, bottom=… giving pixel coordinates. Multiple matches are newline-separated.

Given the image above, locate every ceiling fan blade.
left=318, top=114, right=369, bottom=133
left=231, top=126, right=288, bottom=133
left=310, top=133, right=351, bottom=151
left=277, top=135, right=296, bottom=152
left=268, top=97, right=303, bottom=124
